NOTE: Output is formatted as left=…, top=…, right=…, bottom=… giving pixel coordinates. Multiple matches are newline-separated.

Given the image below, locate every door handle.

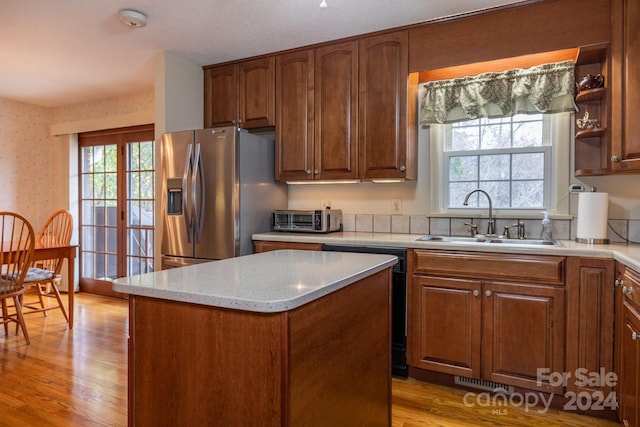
left=192, top=143, right=206, bottom=243
left=183, top=144, right=193, bottom=243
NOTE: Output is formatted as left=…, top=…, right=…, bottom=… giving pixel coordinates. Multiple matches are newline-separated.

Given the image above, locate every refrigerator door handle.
left=192, top=142, right=206, bottom=242
left=182, top=143, right=193, bottom=243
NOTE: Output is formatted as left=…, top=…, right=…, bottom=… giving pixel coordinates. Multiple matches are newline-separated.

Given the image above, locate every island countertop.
left=112, top=249, right=397, bottom=313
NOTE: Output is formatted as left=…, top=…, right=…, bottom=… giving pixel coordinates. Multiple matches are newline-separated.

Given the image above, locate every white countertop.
left=252, top=231, right=640, bottom=271
left=112, top=249, right=398, bottom=313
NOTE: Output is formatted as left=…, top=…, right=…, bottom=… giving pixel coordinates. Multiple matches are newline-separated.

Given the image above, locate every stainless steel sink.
left=416, top=235, right=563, bottom=247
left=416, top=235, right=483, bottom=243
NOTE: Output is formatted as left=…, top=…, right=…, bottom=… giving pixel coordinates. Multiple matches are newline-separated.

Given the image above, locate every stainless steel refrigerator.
left=161, top=126, right=287, bottom=268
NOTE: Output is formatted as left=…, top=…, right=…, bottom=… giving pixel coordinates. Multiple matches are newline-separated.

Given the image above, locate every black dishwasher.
left=321, top=244, right=408, bottom=377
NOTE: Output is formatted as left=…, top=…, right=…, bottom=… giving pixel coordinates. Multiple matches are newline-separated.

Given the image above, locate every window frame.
left=428, top=112, right=572, bottom=218
left=442, top=114, right=552, bottom=212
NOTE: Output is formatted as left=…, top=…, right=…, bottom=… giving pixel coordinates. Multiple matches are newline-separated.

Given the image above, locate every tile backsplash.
left=341, top=214, right=640, bottom=244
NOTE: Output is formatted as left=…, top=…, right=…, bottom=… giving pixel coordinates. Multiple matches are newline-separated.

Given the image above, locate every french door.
left=79, top=125, right=155, bottom=297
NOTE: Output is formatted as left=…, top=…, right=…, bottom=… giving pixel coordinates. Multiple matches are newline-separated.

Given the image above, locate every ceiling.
left=1, top=0, right=526, bottom=108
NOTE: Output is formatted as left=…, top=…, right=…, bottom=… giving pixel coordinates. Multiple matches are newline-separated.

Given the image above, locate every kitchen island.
left=113, top=249, right=397, bottom=427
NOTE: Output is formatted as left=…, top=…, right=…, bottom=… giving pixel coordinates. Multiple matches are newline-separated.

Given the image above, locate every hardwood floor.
left=0, top=292, right=621, bottom=426
left=0, top=292, right=128, bottom=426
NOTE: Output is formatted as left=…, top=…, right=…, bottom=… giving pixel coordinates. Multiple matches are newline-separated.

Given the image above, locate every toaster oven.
left=272, top=209, right=342, bottom=233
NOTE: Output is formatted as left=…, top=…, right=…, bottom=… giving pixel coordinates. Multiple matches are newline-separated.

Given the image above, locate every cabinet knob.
left=473, top=290, right=480, bottom=297
left=615, top=279, right=624, bottom=287
left=612, top=155, right=621, bottom=163
left=633, top=332, right=639, bottom=341
left=623, top=286, right=633, bottom=295
left=314, top=170, right=319, bottom=175
left=305, top=169, right=312, bottom=175
left=485, top=290, right=492, bottom=297
left=399, top=165, right=406, bottom=172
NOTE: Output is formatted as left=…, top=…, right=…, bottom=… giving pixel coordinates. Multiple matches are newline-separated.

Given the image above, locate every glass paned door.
left=125, top=138, right=155, bottom=276
left=79, top=125, right=155, bottom=296
left=81, top=144, right=119, bottom=281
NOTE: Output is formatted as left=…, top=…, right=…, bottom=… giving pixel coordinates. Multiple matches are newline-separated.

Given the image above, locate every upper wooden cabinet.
left=274, top=50, right=314, bottom=181
left=359, top=31, right=416, bottom=180
left=203, top=57, right=275, bottom=129
left=275, top=42, right=358, bottom=181
left=611, top=0, right=640, bottom=172
left=274, top=31, right=416, bottom=182
left=315, top=42, right=359, bottom=180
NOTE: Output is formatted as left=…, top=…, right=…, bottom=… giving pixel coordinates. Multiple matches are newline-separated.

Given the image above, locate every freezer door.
left=161, top=130, right=195, bottom=258
left=194, top=127, right=237, bottom=259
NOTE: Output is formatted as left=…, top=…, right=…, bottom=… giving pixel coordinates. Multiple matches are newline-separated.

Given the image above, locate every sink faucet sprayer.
left=463, top=189, right=495, bottom=236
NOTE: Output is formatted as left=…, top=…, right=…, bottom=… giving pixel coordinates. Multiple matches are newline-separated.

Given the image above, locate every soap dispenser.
left=540, top=211, right=553, bottom=240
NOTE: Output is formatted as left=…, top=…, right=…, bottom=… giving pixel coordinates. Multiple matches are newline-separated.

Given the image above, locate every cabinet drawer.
left=622, top=265, right=640, bottom=309
left=253, top=240, right=323, bottom=253
left=412, top=250, right=565, bottom=285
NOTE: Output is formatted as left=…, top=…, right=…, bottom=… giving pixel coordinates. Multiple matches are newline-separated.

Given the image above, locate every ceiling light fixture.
left=118, top=9, right=148, bottom=28
left=320, top=0, right=328, bottom=10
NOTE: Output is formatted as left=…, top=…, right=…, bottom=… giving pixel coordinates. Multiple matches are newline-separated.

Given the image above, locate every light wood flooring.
left=0, top=292, right=622, bottom=426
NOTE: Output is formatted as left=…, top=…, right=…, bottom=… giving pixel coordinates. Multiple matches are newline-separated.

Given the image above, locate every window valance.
left=420, top=60, right=578, bottom=125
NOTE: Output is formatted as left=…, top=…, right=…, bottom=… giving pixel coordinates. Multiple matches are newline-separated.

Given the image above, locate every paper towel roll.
left=576, top=192, right=609, bottom=243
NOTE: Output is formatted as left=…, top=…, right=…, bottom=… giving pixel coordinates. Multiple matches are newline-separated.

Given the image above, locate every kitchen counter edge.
left=113, top=249, right=398, bottom=313
left=252, top=231, right=640, bottom=271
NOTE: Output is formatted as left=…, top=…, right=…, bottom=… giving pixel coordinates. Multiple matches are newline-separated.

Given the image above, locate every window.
left=428, top=112, right=571, bottom=215
left=445, top=114, right=551, bottom=209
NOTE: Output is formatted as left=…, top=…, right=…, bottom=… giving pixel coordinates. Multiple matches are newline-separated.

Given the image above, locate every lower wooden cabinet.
left=411, top=275, right=481, bottom=378
left=127, top=269, right=392, bottom=426
left=620, top=301, right=640, bottom=426
left=566, top=257, right=615, bottom=400
left=253, top=240, right=322, bottom=253
left=616, top=263, right=640, bottom=426
left=409, top=249, right=566, bottom=393
left=483, top=280, right=565, bottom=392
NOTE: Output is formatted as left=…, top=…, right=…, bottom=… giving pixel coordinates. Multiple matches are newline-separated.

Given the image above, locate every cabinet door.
left=482, top=281, right=565, bottom=393
left=410, top=275, right=482, bottom=378
left=314, top=41, right=358, bottom=180
left=566, top=258, right=614, bottom=396
left=621, top=301, right=640, bottom=426
left=252, top=240, right=323, bottom=253
left=275, top=50, right=314, bottom=181
left=358, top=31, right=416, bottom=180
left=204, top=64, right=238, bottom=128
left=239, top=57, right=275, bottom=128
left=611, top=0, right=640, bottom=172
left=616, top=263, right=626, bottom=421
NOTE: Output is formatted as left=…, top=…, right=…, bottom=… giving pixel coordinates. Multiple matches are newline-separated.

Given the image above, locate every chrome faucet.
left=463, top=189, right=495, bottom=236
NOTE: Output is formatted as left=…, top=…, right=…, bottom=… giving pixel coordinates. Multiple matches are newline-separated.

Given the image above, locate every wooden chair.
left=21, top=209, right=72, bottom=323
left=0, top=212, right=35, bottom=344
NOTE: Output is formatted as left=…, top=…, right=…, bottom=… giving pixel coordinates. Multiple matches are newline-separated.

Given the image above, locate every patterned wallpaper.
left=0, top=90, right=154, bottom=231
left=50, top=91, right=154, bottom=124
left=0, top=97, right=59, bottom=230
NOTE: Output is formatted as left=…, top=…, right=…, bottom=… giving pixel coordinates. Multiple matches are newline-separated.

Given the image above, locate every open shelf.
left=576, top=127, right=606, bottom=139
left=575, top=168, right=609, bottom=177
left=574, top=44, right=610, bottom=176
left=575, top=87, right=606, bottom=103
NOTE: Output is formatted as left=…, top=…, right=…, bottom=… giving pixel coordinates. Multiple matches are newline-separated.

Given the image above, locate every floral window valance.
left=420, top=60, right=578, bottom=125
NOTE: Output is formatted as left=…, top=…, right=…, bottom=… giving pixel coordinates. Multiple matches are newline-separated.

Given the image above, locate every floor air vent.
left=454, top=376, right=514, bottom=394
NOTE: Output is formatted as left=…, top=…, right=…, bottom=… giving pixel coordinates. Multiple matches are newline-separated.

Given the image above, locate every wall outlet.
left=391, top=198, right=402, bottom=215
left=321, top=199, right=333, bottom=209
